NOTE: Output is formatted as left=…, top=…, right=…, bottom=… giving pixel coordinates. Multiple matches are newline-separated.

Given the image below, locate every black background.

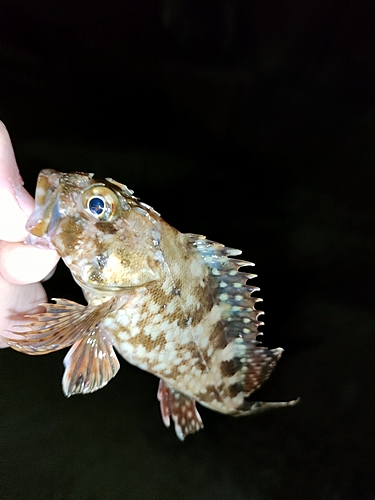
left=1, top=1, right=375, bottom=499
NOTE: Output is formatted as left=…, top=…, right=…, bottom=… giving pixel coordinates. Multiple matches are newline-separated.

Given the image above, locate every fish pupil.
left=89, top=197, right=105, bottom=216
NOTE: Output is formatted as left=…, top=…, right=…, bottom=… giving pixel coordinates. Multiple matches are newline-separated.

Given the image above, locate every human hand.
left=0, top=122, right=59, bottom=347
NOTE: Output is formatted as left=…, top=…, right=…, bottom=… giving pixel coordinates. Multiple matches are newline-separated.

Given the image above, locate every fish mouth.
left=26, top=169, right=62, bottom=239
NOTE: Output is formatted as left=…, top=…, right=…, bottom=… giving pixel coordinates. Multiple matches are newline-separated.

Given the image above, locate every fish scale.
left=1, top=169, right=298, bottom=440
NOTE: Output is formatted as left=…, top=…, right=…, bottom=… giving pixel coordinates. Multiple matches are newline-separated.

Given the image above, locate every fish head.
left=26, top=169, right=162, bottom=292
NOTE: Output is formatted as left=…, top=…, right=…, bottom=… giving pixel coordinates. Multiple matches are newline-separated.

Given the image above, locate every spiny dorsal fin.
left=188, top=234, right=284, bottom=401
left=187, top=234, right=262, bottom=338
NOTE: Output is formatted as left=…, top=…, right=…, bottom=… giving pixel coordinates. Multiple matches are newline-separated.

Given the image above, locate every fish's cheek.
left=84, top=251, right=160, bottom=288
left=50, top=218, right=86, bottom=257
left=55, top=235, right=162, bottom=288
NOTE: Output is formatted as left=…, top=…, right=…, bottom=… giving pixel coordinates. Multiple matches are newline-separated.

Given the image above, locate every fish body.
left=4, top=169, right=297, bottom=440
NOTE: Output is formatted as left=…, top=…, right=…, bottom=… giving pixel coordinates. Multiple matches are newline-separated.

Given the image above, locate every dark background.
left=1, top=1, right=375, bottom=499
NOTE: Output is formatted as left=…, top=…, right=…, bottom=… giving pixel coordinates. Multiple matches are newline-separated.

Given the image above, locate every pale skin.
left=0, top=122, right=59, bottom=347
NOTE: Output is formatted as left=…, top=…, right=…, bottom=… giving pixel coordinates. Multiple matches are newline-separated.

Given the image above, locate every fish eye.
left=82, top=185, right=120, bottom=221
left=88, top=196, right=105, bottom=216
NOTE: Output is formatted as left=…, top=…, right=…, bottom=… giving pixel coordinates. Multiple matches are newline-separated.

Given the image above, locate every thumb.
left=0, top=122, right=35, bottom=242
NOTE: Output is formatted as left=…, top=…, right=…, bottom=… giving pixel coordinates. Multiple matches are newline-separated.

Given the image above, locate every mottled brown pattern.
left=209, top=321, right=227, bottom=350
left=189, top=288, right=215, bottom=327
left=55, top=218, right=82, bottom=253
left=148, top=282, right=173, bottom=307
left=228, top=383, right=243, bottom=398
left=220, top=358, right=241, bottom=377
left=196, top=384, right=222, bottom=404
left=95, top=222, right=117, bottom=234
left=6, top=169, right=297, bottom=441
left=194, top=358, right=207, bottom=373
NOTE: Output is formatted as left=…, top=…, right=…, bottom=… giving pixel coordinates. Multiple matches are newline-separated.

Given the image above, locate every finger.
left=0, top=122, right=35, bottom=242
left=0, top=275, right=47, bottom=347
left=0, top=122, right=23, bottom=187
left=0, top=187, right=35, bottom=242
left=0, top=241, right=60, bottom=285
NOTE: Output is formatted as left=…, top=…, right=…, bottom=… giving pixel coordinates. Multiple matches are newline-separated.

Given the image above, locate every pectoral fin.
left=157, top=379, right=203, bottom=441
left=2, top=297, right=121, bottom=396
left=3, top=298, right=116, bottom=355
left=63, top=326, right=120, bottom=396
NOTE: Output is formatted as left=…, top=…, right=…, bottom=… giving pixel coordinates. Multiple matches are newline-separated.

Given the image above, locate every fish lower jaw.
left=72, top=275, right=126, bottom=295
left=25, top=233, right=55, bottom=250
left=71, top=274, right=145, bottom=297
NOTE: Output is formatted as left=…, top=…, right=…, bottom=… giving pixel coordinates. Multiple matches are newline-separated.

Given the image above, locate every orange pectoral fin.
left=2, top=297, right=117, bottom=355
left=2, top=299, right=86, bottom=354
left=2, top=297, right=121, bottom=397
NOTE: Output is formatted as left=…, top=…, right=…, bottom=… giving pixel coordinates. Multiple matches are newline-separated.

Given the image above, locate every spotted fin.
left=157, top=379, right=203, bottom=441
left=187, top=234, right=262, bottom=339
left=3, top=298, right=117, bottom=354
left=63, top=326, right=120, bottom=396
left=188, top=235, right=289, bottom=405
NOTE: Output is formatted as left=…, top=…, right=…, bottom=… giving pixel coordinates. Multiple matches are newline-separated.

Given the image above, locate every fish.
left=2, top=169, right=298, bottom=440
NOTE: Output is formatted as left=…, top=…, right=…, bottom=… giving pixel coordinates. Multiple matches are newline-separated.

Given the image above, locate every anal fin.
left=157, top=379, right=203, bottom=441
